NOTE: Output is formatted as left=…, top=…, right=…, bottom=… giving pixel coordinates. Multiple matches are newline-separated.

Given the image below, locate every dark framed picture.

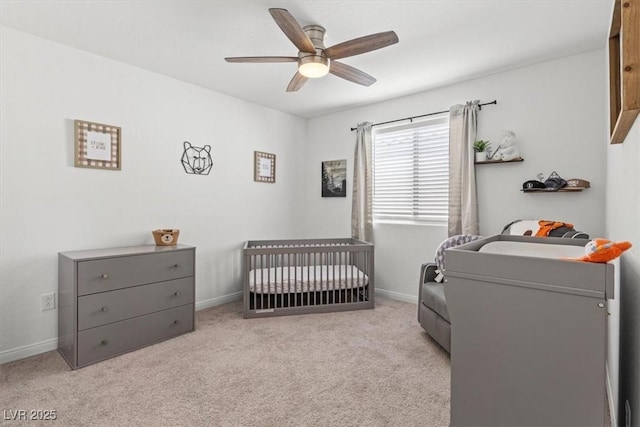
left=74, top=120, right=121, bottom=170
left=322, top=159, right=347, bottom=197
left=254, top=151, right=276, bottom=183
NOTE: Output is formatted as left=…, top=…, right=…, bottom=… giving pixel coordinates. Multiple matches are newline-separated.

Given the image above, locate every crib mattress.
left=249, top=265, right=368, bottom=294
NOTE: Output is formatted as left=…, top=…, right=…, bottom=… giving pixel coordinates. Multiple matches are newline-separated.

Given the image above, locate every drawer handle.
left=101, top=340, right=108, bottom=346
left=101, top=306, right=108, bottom=312
left=173, top=320, right=179, bottom=325
left=173, top=291, right=180, bottom=297
left=101, top=273, right=109, bottom=279
left=171, top=264, right=179, bottom=268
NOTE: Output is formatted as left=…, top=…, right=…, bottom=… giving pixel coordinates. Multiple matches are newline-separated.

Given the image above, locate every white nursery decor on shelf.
left=491, top=130, right=520, bottom=161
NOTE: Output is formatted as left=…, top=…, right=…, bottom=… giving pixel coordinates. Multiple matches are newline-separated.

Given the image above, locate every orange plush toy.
left=576, top=238, right=632, bottom=263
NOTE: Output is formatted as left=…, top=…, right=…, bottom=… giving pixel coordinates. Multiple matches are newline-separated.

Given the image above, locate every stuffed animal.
left=574, top=238, right=632, bottom=263
left=495, top=130, right=520, bottom=161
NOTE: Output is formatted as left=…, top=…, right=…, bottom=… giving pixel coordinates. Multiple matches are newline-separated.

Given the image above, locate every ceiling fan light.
left=298, top=55, right=330, bottom=78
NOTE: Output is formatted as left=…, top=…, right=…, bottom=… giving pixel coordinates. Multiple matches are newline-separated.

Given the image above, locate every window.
left=372, top=115, right=449, bottom=224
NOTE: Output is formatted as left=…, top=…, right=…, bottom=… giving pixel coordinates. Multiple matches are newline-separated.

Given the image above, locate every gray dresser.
left=58, top=244, right=195, bottom=369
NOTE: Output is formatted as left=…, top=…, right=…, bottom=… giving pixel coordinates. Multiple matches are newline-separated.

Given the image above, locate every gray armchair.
left=417, top=234, right=482, bottom=353
left=418, top=262, right=451, bottom=352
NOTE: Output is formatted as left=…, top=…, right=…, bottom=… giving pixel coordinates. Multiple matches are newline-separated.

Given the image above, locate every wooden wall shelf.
left=475, top=157, right=524, bottom=165
left=521, top=188, right=585, bottom=193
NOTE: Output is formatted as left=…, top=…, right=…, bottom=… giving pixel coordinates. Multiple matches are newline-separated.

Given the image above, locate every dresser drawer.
left=77, top=277, right=194, bottom=330
left=77, top=250, right=194, bottom=296
left=77, top=304, right=194, bottom=367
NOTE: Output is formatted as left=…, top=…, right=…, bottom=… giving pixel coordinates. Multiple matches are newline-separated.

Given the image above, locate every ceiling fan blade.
left=269, top=8, right=316, bottom=54
left=329, top=61, right=376, bottom=86
left=286, top=72, right=309, bottom=92
left=225, top=56, right=298, bottom=63
left=324, top=31, right=399, bottom=60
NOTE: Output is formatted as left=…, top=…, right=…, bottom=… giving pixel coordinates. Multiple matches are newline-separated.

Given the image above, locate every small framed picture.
left=74, top=120, right=121, bottom=170
left=254, top=151, right=276, bottom=183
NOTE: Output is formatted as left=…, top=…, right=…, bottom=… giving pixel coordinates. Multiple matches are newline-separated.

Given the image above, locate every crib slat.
left=362, top=251, right=366, bottom=303
left=352, top=259, right=356, bottom=302
left=364, top=251, right=367, bottom=302
left=252, top=254, right=256, bottom=310
left=319, top=251, right=323, bottom=304
left=307, top=251, right=311, bottom=306
left=342, top=251, right=348, bottom=303
left=338, top=252, right=342, bottom=304
left=262, top=255, right=271, bottom=310
left=331, top=252, right=342, bottom=304
left=259, top=254, right=263, bottom=305
left=272, top=253, right=276, bottom=308
left=312, top=252, right=317, bottom=306
left=280, top=254, right=283, bottom=309
left=360, top=251, right=364, bottom=302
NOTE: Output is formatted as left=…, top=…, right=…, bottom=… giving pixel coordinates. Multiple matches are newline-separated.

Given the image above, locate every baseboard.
left=195, top=291, right=243, bottom=311
left=0, top=337, right=59, bottom=365
left=375, top=288, right=418, bottom=304
left=606, top=364, right=618, bottom=427
left=1, top=292, right=244, bottom=365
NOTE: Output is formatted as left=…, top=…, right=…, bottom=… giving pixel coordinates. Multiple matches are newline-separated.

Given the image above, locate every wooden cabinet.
left=58, top=244, right=195, bottom=369
left=609, top=0, right=640, bottom=144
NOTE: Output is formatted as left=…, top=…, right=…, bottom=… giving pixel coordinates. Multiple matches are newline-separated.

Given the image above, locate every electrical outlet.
left=41, top=292, right=56, bottom=311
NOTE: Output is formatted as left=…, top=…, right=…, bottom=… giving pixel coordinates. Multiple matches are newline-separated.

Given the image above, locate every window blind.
left=372, top=116, right=449, bottom=223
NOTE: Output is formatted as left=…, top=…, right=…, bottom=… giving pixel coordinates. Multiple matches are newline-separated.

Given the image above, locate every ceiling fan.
left=224, top=8, right=399, bottom=92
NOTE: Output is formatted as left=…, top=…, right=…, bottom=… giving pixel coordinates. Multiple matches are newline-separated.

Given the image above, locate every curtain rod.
left=349, top=100, right=497, bottom=132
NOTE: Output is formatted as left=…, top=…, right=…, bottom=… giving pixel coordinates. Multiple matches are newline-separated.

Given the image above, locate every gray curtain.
left=448, top=101, right=479, bottom=236
left=351, top=122, right=373, bottom=242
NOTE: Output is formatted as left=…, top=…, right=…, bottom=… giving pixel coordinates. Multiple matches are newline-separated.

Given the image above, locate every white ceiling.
left=0, top=0, right=613, bottom=119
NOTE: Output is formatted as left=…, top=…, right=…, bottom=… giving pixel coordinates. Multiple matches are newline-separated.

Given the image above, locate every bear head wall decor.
left=181, top=141, right=212, bottom=175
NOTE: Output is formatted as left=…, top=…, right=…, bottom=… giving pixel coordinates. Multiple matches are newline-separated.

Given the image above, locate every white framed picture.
left=254, top=151, right=276, bottom=183
left=74, top=120, right=121, bottom=170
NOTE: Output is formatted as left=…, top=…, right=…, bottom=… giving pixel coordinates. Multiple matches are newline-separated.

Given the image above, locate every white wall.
left=606, top=118, right=640, bottom=425
left=0, top=27, right=306, bottom=361
left=0, top=26, right=612, bottom=369
left=303, top=49, right=607, bottom=301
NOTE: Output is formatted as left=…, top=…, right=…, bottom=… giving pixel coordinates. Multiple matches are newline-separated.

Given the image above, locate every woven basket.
left=152, top=229, right=180, bottom=246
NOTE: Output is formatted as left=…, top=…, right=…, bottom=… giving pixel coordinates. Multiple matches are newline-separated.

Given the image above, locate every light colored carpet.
left=0, top=298, right=450, bottom=426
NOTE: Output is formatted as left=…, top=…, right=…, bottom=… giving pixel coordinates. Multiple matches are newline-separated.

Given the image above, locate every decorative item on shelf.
left=566, top=178, right=591, bottom=189
left=522, top=179, right=546, bottom=190
left=473, top=140, right=491, bottom=162
left=321, top=159, right=347, bottom=197
left=152, top=229, right=180, bottom=246
left=181, top=141, right=212, bottom=175
left=543, top=171, right=567, bottom=190
left=490, top=130, right=520, bottom=161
